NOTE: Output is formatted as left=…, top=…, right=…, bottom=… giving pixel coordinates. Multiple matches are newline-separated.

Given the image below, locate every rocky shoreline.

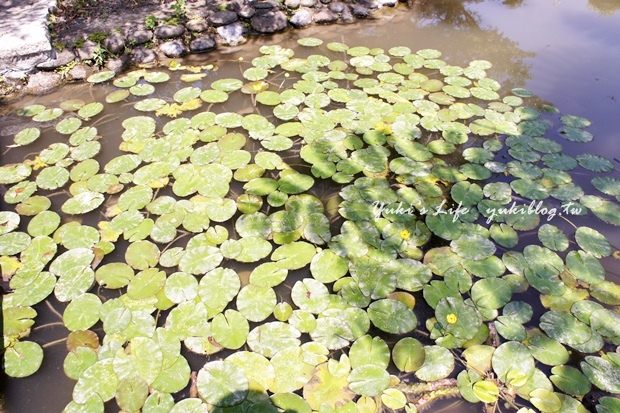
left=0, top=0, right=408, bottom=100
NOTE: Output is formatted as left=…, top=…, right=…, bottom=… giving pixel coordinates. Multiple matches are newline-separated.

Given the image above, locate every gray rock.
left=285, top=0, right=300, bottom=9
left=351, top=4, right=371, bottom=18
left=105, top=56, right=129, bottom=73
left=313, top=8, right=338, bottom=23
left=104, top=34, right=125, bottom=55
left=254, top=1, right=278, bottom=9
left=25, top=71, right=62, bottom=95
left=251, top=10, right=288, bottom=33
left=127, top=29, right=152, bottom=45
left=210, top=11, right=238, bottom=26
left=216, top=22, right=246, bottom=46
left=377, top=0, right=397, bottom=6
left=68, top=64, right=92, bottom=81
left=131, top=46, right=157, bottom=64
left=190, top=35, right=216, bottom=53
left=300, top=0, right=316, bottom=6
left=76, top=40, right=98, bottom=60
left=238, top=5, right=256, bottom=18
left=290, top=8, right=313, bottom=27
left=329, top=1, right=345, bottom=13
left=36, top=49, right=75, bottom=70
left=159, top=40, right=187, bottom=58
left=154, top=25, right=185, bottom=40
left=320, top=0, right=331, bottom=4
left=341, top=5, right=355, bottom=22
left=186, top=18, right=209, bottom=32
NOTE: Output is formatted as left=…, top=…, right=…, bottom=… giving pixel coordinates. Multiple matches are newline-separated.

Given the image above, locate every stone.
left=313, top=8, right=338, bottom=23
left=217, top=22, right=246, bottom=46
left=68, top=63, right=92, bottom=81
left=127, top=29, right=152, bottom=45
left=0, top=0, right=55, bottom=72
left=75, top=40, right=98, bottom=61
left=104, top=34, right=125, bottom=55
left=351, top=4, right=371, bottom=18
left=105, top=55, right=129, bottom=73
left=251, top=10, right=288, bottom=33
left=238, top=5, right=256, bottom=18
left=36, top=49, right=75, bottom=70
left=130, top=46, right=157, bottom=64
left=377, top=0, right=397, bottom=6
left=189, top=36, right=216, bottom=53
left=24, top=71, right=62, bottom=95
left=154, top=25, right=185, bottom=40
left=320, top=0, right=331, bottom=4
left=186, top=18, right=209, bottom=32
left=285, top=0, right=300, bottom=9
left=254, top=1, right=278, bottom=9
left=209, top=11, right=238, bottom=26
left=300, top=0, right=316, bottom=6
left=159, top=40, right=187, bottom=58
left=290, top=8, right=313, bottom=27
left=341, top=5, right=355, bottom=23
left=329, top=1, right=346, bottom=13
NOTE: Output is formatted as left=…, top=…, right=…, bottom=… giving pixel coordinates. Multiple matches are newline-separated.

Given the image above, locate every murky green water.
left=2, top=1, right=620, bottom=412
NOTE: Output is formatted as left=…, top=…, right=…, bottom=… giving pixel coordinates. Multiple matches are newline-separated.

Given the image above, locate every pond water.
left=2, top=0, right=620, bottom=412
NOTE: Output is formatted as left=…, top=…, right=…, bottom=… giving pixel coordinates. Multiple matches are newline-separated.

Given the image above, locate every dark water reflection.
left=2, top=0, right=620, bottom=412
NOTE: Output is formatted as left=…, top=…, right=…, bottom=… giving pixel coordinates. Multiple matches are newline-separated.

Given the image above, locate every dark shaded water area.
left=2, top=0, right=620, bottom=412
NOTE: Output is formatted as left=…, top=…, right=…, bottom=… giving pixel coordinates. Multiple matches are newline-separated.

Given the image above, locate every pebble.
left=105, top=56, right=129, bottom=73
left=217, top=22, right=246, bottom=45
left=254, top=1, right=278, bottom=10
left=238, top=5, right=256, bottom=18
left=300, top=0, right=317, bottom=6
left=130, top=46, right=157, bottom=64
left=313, top=8, right=338, bottom=23
left=290, top=8, right=313, bottom=27
left=159, top=40, right=187, bottom=58
left=104, top=34, right=125, bottom=55
left=25, top=71, right=62, bottom=94
left=36, top=49, right=75, bottom=70
left=186, top=18, right=209, bottom=32
left=190, top=35, right=216, bottom=53
left=68, top=63, right=92, bottom=80
left=285, top=0, right=300, bottom=9
left=210, top=10, right=238, bottom=26
left=127, top=29, right=152, bottom=45
left=75, top=40, right=98, bottom=60
left=154, top=25, right=185, bottom=40
left=329, top=2, right=346, bottom=13
left=351, top=4, right=371, bottom=18
left=251, top=10, right=288, bottom=33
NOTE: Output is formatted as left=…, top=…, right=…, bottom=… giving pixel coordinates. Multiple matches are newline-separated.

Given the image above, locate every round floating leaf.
left=87, top=71, right=115, bottom=83
left=415, top=345, right=454, bottom=382
left=367, top=299, right=417, bottom=334
left=347, top=365, right=389, bottom=397
left=4, top=341, right=44, bottom=378
left=392, top=337, right=425, bottom=373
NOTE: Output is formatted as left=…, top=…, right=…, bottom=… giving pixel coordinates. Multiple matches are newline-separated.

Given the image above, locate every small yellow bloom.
left=400, top=229, right=411, bottom=240
left=26, top=156, right=47, bottom=170
left=446, top=313, right=458, bottom=324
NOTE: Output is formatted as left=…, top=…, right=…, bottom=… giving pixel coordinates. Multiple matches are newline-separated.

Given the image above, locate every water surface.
left=2, top=1, right=620, bottom=411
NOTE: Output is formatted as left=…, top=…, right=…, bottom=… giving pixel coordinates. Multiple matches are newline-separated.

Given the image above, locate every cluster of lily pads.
left=2, top=36, right=620, bottom=413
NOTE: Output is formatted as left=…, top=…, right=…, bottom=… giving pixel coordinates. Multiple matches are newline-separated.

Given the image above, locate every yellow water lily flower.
left=26, top=156, right=47, bottom=170
left=400, top=229, right=411, bottom=240
left=446, top=313, right=458, bottom=324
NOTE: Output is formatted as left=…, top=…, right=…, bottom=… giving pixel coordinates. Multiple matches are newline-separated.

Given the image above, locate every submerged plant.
left=2, top=37, right=620, bottom=413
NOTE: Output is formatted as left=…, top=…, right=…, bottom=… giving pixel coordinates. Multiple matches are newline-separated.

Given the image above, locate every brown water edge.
left=2, top=0, right=620, bottom=412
